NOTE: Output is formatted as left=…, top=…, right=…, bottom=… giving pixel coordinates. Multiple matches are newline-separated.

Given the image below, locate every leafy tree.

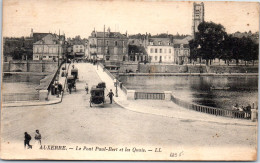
left=193, top=21, right=227, bottom=65
left=188, top=39, right=199, bottom=62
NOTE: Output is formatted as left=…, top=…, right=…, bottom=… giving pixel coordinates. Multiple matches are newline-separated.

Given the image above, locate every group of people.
left=50, top=80, right=63, bottom=97
left=24, top=130, right=41, bottom=149
left=232, top=103, right=252, bottom=112
left=85, top=83, right=114, bottom=104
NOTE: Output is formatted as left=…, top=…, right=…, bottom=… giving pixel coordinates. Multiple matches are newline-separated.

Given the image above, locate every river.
left=119, top=75, right=258, bottom=110
left=2, top=74, right=46, bottom=102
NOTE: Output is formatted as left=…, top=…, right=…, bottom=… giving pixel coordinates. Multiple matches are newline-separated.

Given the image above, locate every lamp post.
left=197, top=44, right=201, bottom=66
left=113, top=78, right=118, bottom=97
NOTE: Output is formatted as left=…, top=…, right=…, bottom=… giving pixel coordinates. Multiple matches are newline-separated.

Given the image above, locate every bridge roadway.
left=0, top=62, right=257, bottom=160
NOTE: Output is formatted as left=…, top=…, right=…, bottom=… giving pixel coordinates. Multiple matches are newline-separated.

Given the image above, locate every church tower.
left=192, top=2, right=204, bottom=39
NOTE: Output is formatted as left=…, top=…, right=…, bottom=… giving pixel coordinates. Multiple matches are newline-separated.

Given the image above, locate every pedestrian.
left=58, top=82, right=63, bottom=95
left=34, top=130, right=41, bottom=145
left=24, top=132, right=32, bottom=149
left=68, top=83, right=72, bottom=94
left=85, top=83, right=89, bottom=94
left=107, top=89, right=114, bottom=104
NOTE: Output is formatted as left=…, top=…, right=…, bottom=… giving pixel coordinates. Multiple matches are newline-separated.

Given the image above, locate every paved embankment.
left=95, top=64, right=257, bottom=126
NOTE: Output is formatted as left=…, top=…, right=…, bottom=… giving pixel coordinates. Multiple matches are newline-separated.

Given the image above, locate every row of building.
left=30, top=2, right=206, bottom=64
left=31, top=27, right=192, bottom=64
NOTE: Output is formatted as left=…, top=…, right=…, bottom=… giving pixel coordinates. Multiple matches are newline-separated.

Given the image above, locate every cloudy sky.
left=3, top=0, right=259, bottom=38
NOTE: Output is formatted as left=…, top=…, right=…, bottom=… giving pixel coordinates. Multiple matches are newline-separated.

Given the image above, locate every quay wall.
left=207, top=65, right=258, bottom=73
left=3, top=60, right=58, bottom=73
left=118, top=63, right=258, bottom=74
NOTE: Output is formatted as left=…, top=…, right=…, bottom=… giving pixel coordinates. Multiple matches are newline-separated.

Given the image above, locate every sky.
left=2, top=0, right=259, bottom=38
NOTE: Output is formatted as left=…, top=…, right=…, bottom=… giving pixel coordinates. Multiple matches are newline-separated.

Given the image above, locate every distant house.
left=146, top=38, right=174, bottom=63
left=88, top=27, right=128, bottom=62
left=128, top=39, right=148, bottom=62
left=33, top=33, right=65, bottom=61
left=72, top=40, right=85, bottom=60
left=173, top=36, right=192, bottom=64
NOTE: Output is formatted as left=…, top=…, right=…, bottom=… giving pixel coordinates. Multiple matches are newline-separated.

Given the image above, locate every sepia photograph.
left=0, top=0, right=259, bottom=161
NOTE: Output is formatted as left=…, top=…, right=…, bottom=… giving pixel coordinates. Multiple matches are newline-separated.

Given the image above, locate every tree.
left=188, top=39, right=199, bottom=62
left=193, top=21, right=227, bottom=65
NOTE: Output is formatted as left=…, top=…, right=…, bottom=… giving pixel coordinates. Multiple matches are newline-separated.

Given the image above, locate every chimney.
left=30, top=28, right=33, bottom=37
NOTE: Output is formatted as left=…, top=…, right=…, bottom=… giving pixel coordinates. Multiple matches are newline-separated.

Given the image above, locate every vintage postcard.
left=0, top=0, right=259, bottom=161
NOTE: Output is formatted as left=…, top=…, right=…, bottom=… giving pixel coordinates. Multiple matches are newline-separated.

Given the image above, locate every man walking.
left=24, top=132, right=32, bottom=149
left=35, top=130, right=42, bottom=145
left=85, top=83, right=89, bottom=94
left=107, top=89, right=114, bottom=104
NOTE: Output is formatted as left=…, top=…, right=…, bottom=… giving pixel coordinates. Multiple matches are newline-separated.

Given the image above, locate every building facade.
left=192, top=2, right=204, bottom=38
left=146, top=38, right=175, bottom=63
left=88, top=28, right=128, bottom=62
left=33, top=33, right=65, bottom=61
left=173, top=36, right=192, bottom=64
left=128, top=39, right=148, bottom=62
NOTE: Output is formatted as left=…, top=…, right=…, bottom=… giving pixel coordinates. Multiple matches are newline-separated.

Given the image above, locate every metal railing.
left=135, top=92, right=165, bottom=100
left=171, top=95, right=251, bottom=119
left=2, top=93, right=39, bottom=102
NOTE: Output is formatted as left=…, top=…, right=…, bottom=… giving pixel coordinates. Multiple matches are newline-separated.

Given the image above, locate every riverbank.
left=95, top=64, right=257, bottom=126
left=118, top=72, right=259, bottom=76
left=3, top=72, right=51, bottom=76
left=2, top=63, right=70, bottom=107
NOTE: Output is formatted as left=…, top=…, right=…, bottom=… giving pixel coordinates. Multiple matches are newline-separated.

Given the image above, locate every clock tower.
left=192, top=2, right=204, bottom=39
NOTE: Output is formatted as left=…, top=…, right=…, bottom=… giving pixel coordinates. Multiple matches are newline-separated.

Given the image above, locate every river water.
left=120, top=75, right=258, bottom=110
left=2, top=74, right=46, bottom=101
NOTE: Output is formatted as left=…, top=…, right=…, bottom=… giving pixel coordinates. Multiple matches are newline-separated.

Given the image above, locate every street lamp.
left=113, top=78, right=118, bottom=97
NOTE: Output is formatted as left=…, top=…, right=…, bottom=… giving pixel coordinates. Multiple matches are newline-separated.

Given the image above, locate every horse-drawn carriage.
left=71, top=68, right=78, bottom=80
left=67, top=75, right=76, bottom=94
left=89, top=82, right=106, bottom=107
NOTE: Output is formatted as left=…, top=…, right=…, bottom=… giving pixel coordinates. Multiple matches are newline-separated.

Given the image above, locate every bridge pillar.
left=251, top=109, right=258, bottom=122
left=164, top=91, right=172, bottom=101
left=127, top=90, right=135, bottom=100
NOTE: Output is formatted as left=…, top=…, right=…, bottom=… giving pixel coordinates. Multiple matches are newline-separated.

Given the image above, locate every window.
left=115, top=41, right=118, bottom=46
left=169, top=49, right=171, bottom=53
left=106, top=40, right=109, bottom=46
left=159, top=49, right=162, bottom=53
left=155, top=56, right=158, bottom=61
left=168, top=42, right=171, bottom=45
left=150, top=48, right=153, bottom=53
left=49, top=56, right=52, bottom=58
left=155, top=48, right=158, bottom=53
left=159, top=41, right=162, bottom=45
